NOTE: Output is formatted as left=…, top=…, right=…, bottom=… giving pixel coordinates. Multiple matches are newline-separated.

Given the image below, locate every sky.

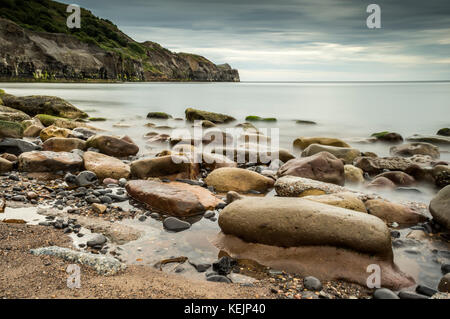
left=60, top=0, right=450, bottom=81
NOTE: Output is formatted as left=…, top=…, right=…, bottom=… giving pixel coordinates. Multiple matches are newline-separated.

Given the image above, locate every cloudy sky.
left=61, top=0, right=450, bottom=81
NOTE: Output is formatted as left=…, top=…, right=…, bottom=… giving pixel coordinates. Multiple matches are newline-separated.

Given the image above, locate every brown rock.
left=205, top=167, right=274, bottom=193
left=130, top=155, right=199, bottom=180
left=18, top=151, right=83, bottom=172
left=367, top=177, right=397, bottom=189
left=126, top=180, right=223, bottom=216
left=344, top=164, right=365, bottom=184
left=0, top=157, right=13, bottom=173
left=0, top=153, right=17, bottom=162
left=354, top=156, right=415, bottom=175
left=390, top=142, right=440, bottom=159
left=278, top=152, right=345, bottom=186
left=83, top=151, right=130, bottom=181
left=86, top=135, right=139, bottom=157
left=218, top=197, right=392, bottom=255
left=365, top=199, right=427, bottom=225
left=429, top=185, right=450, bottom=230
left=374, top=171, right=415, bottom=187
left=40, top=125, right=72, bottom=142
left=92, top=203, right=107, bottom=214
left=293, top=137, right=350, bottom=150
left=42, top=137, right=86, bottom=152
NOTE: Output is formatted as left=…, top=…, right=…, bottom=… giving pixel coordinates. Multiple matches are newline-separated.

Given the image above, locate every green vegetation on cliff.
left=0, top=0, right=147, bottom=61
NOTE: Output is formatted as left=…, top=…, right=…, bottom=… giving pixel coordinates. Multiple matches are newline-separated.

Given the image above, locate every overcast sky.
left=60, top=0, right=450, bottom=81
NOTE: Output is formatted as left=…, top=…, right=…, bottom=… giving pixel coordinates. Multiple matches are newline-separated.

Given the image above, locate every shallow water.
left=1, top=81, right=450, bottom=289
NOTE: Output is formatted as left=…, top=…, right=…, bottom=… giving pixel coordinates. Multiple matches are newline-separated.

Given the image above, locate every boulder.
left=303, top=192, right=367, bottom=213
left=293, top=137, right=350, bottom=150
left=126, top=180, right=223, bottom=216
left=201, top=152, right=237, bottom=170
left=0, top=153, right=17, bottom=162
left=433, top=165, right=450, bottom=188
left=205, top=167, right=274, bottom=193
left=406, top=134, right=450, bottom=145
left=390, top=142, right=440, bottom=159
left=83, top=151, right=130, bottom=181
left=86, top=135, right=139, bottom=157
left=185, top=108, right=235, bottom=123
left=18, top=151, right=83, bottom=172
left=344, top=164, right=365, bottom=184
left=130, top=155, right=198, bottom=180
left=0, top=120, right=23, bottom=138
left=35, top=114, right=98, bottom=131
left=429, top=185, right=450, bottom=230
left=22, top=117, right=44, bottom=137
left=367, top=177, right=396, bottom=190
left=0, top=138, right=40, bottom=155
left=275, top=175, right=349, bottom=197
left=0, top=105, right=31, bottom=122
left=365, top=199, right=427, bottom=225
left=437, top=128, right=450, bottom=137
left=354, top=156, right=415, bottom=175
left=42, top=137, right=86, bottom=152
left=1, top=94, right=88, bottom=119
left=301, top=144, right=360, bottom=164
left=146, top=112, right=172, bottom=119
left=374, top=171, right=415, bottom=187
left=218, top=197, right=392, bottom=255
left=277, top=152, right=345, bottom=186
left=0, top=157, right=13, bottom=173
left=371, top=132, right=403, bottom=143
left=40, top=125, right=72, bottom=142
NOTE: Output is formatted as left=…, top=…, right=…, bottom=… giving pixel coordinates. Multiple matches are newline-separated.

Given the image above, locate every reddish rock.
left=374, top=171, right=415, bottom=187
left=18, top=151, right=83, bottom=172
left=126, top=180, right=223, bottom=216
left=278, top=151, right=345, bottom=186
left=365, top=199, right=427, bottom=225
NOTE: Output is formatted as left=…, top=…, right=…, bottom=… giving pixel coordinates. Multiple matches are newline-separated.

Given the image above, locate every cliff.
left=0, top=0, right=239, bottom=82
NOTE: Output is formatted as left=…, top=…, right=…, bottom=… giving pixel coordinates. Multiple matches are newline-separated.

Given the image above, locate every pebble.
left=416, top=284, right=437, bottom=297
left=163, top=217, right=191, bottom=232
left=86, top=234, right=107, bottom=247
left=303, top=276, right=323, bottom=291
left=398, top=291, right=429, bottom=299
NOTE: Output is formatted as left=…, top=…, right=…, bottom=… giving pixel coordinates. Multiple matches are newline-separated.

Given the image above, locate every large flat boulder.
left=301, top=144, right=360, bottom=164
left=277, top=151, right=345, bottom=186
left=130, top=155, right=199, bottom=180
left=126, top=180, right=223, bottom=216
left=19, top=151, right=83, bottom=172
left=302, top=192, right=367, bottom=213
left=205, top=167, right=274, bottom=193
left=406, top=134, right=450, bottom=145
left=354, top=156, right=416, bottom=175
left=218, top=197, right=392, bottom=256
left=83, top=151, right=130, bottom=181
left=1, top=94, right=88, bottom=119
left=429, top=185, right=450, bottom=230
left=86, top=135, right=139, bottom=158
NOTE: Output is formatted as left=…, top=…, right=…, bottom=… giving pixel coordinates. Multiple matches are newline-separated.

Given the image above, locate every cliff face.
left=0, top=1, right=239, bottom=82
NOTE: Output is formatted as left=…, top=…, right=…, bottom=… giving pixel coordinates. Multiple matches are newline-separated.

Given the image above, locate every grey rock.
left=373, top=288, right=400, bottom=299
left=163, top=217, right=191, bottom=232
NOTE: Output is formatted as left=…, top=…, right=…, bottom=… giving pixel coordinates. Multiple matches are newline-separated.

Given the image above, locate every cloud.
left=61, top=0, right=450, bottom=80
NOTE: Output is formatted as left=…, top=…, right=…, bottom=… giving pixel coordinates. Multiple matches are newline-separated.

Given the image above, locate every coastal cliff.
left=0, top=0, right=239, bottom=82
